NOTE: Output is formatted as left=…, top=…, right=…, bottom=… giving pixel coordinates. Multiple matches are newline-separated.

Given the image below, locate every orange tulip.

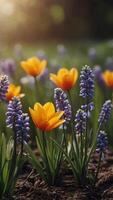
left=102, top=70, right=113, bottom=89
left=50, top=68, right=78, bottom=90
left=29, top=102, right=65, bottom=132
left=21, top=57, right=47, bottom=77
left=6, top=84, right=23, bottom=101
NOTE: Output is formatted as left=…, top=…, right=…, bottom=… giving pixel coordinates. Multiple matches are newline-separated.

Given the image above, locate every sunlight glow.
left=0, top=0, right=15, bottom=16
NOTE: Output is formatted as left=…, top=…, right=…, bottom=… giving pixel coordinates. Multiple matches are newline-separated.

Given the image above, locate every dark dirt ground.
left=4, top=150, right=113, bottom=200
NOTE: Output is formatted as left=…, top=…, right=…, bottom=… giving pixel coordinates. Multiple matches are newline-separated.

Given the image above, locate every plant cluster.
left=0, top=56, right=113, bottom=198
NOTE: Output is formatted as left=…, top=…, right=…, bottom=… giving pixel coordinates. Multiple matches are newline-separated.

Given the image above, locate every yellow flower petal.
left=43, top=102, right=55, bottom=119
left=58, top=68, right=68, bottom=77
left=46, top=119, right=65, bottom=131
left=50, top=73, right=61, bottom=87
left=6, top=84, right=22, bottom=101
left=50, top=67, right=78, bottom=90
left=29, top=107, right=47, bottom=130
left=33, top=103, right=47, bottom=123
left=21, top=57, right=47, bottom=77
left=29, top=102, right=64, bottom=132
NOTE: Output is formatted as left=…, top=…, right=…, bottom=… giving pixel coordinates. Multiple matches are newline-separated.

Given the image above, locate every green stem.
left=80, top=133, right=83, bottom=163
left=20, top=132, right=24, bottom=157
left=13, top=128, right=17, bottom=165
left=34, top=77, right=39, bottom=100
left=68, top=91, right=79, bottom=156
left=42, top=131, right=51, bottom=183
left=94, top=151, right=102, bottom=185
left=63, top=124, right=67, bottom=153
left=84, top=97, right=89, bottom=166
left=68, top=90, right=74, bottom=117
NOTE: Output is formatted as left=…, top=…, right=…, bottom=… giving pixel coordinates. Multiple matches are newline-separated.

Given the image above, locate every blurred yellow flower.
left=6, top=84, right=23, bottom=101
left=50, top=68, right=78, bottom=90
left=21, top=57, right=47, bottom=77
left=102, top=70, right=113, bottom=88
left=29, top=102, right=65, bottom=131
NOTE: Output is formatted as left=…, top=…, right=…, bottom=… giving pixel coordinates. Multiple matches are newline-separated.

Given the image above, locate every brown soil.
left=4, top=150, right=113, bottom=200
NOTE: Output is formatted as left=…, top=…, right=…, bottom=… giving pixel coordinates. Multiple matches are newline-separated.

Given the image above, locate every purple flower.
left=15, top=113, right=30, bottom=142
left=96, top=130, right=108, bottom=152
left=57, top=44, right=68, bottom=57
left=81, top=102, right=94, bottom=118
left=98, top=100, right=112, bottom=126
left=88, top=47, right=97, bottom=62
left=54, top=88, right=72, bottom=123
left=105, top=57, right=113, bottom=70
left=50, top=60, right=61, bottom=73
left=0, top=59, right=16, bottom=77
left=80, top=65, right=94, bottom=99
left=13, top=44, right=23, bottom=59
left=94, top=65, right=105, bottom=87
left=75, top=109, right=87, bottom=135
left=36, top=50, right=48, bottom=60
left=38, top=68, right=49, bottom=83
left=6, top=97, right=30, bottom=142
left=0, top=75, right=9, bottom=101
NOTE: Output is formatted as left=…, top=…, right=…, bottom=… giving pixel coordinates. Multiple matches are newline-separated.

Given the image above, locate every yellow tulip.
left=6, top=84, right=23, bottom=101
left=29, top=102, right=65, bottom=131
left=102, top=70, right=113, bottom=89
left=21, top=57, right=47, bottom=77
left=50, top=68, right=78, bottom=90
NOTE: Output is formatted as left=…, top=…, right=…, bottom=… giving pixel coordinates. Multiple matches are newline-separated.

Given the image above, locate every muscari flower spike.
left=6, top=97, right=30, bottom=142
left=54, top=88, right=72, bottom=123
left=98, top=100, right=112, bottom=126
left=80, top=65, right=94, bottom=99
left=96, top=130, right=108, bottom=152
left=81, top=102, right=94, bottom=118
left=75, top=109, right=87, bottom=135
left=0, top=75, right=9, bottom=101
left=15, top=113, right=30, bottom=142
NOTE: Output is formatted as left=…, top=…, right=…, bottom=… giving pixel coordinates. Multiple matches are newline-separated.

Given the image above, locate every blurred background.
left=0, top=0, right=113, bottom=43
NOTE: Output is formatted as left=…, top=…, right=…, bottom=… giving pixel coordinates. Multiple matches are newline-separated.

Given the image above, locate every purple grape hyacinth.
left=75, top=109, right=87, bottom=135
left=98, top=100, right=112, bottom=126
left=81, top=102, right=94, bottom=118
left=0, top=75, right=9, bottom=101
left=15, top=113, right=30, bottom=142
left=94, top=65, right=105, bottom=88
left=6, top=97, right=30, bottom=142
left=80, top=65, right=94, bottom=99
left=96, top=130, right=108, bottom=152
left=54, top=88, right=72, bottom=123
left=0, top=59, right=16, bottom=77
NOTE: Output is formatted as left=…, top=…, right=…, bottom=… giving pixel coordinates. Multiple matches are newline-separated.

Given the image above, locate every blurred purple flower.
left=0, top=59, right=16, bottom=77
left=38, top=68, right=49, bottom=83
left=94, top=65, right=105, bottom=87
left=105, top=57, right=113, bottom=70
left=13, top=44, right=23, bottom=59
left=0, top=75, right=9, bottom=101
left=57, top=44, right=68, bottom=57
left=36, top=50, right=48, bottom=60
left=50, top=59, right=61, bottom=73
left=88, top=47, right=97, bottom=62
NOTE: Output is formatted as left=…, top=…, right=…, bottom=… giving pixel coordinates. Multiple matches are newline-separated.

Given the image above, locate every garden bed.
left=5, top=150, right=113, bottom=200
